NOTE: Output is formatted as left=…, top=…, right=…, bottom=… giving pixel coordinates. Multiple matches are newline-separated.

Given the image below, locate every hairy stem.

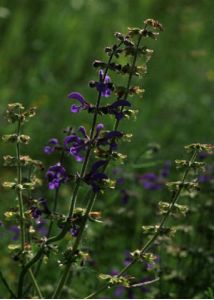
left=0, top=271, right=17, bottom=298
left=18, top=247, right=44, bottom=297
left=16, top=118, right=25, bottom=251
left=28, top=269, right=44, bottom=299
left=52, top=193, right=97, bottom=298
left=52, top=33, right=144, bottom=299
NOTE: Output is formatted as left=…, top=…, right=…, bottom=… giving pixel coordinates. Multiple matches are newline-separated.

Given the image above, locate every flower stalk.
left=51, top=28, right=147, bottom=298
left=16, top=115, right=26, bottom=251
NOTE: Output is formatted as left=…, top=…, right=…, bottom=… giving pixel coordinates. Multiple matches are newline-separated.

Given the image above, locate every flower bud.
left=93, top=60, right=106, bottom=68
left=144, top=19, right=164, bottom=31
left=114, top=32, right=125, bottom=41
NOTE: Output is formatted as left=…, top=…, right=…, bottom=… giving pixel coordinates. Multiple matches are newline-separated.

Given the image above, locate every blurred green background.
left=0, top=0, right=213, bottom=298
left=0, top=0, right=213, bottom=157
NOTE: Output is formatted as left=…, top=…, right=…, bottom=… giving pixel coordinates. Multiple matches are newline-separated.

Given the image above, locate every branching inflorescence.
left=1, top=19, right=213, bottom=299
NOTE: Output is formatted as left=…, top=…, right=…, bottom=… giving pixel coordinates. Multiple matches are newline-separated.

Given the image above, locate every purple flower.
left=198, top=150, right=214, bottom=160
left=94, top=123, right=104, bottom=139
left=31, top=206, right=42, bottom=219
left=95, top=70, right=113, bottom=97
left=46, top=163, right=68, bottom=190
left=198, top=165, right=214, bottom=183
left=198, top=151, right=208, bottom=160
left=70, top=224, right=79, bottom=237
left=68, top=92, right=90, bottom=113
left=98, top=100, right=131, bottom=120
left=97, top=130, right=123, bottom=151
left=139, top=172, right=163, bottom=190
left=64, top=127, right=90, bottom=162
left=38, top=198, right=51, bottom=215
left=44, top=138, right=59, bottom=154
left=84, top=160, right=108, bottom=192
left=108, top=100, right=131, bottom=120
left=139, top=161, right=171, bottom=191
left=199, top=174, right=212, bottom=183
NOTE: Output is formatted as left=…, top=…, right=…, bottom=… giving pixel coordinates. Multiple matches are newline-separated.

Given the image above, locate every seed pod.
left=114, top=32, right=125, bottom=41
left=93, top=60, right=106, bottom=68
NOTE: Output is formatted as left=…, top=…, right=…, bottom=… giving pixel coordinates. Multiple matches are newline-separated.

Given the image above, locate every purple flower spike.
left=94, top=123, right=104, bottom=138
left=49, top=138, right=58, bottom=145
left=96, top=130, right=123, bottom=152
left=111, top=100, right=131, bottom=108
left=78, top=126, right=88, bottom=139
left=96, top=70, right=112, bottom=97
left=96, top=123, right=104, bottom=133
left=44, top=146, right=52, bottom=154
left=31, top=206, right=42, bottom=219
left=68, top=92, right=89, bottom=113
left=98, top=99, right=131, bottom=120
left=46, top=163, right=68, bottom=190
left=139, top=161, right=171, bottom=191
left=44, top=138, right=59, bottom=154
left=64, top=129, right=89, bottom=162
left=84, top=160, right=108, bottom=192
left=91, top=160, right=106, bottom=172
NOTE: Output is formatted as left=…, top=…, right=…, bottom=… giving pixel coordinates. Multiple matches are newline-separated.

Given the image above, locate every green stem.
left=52, top=193, right=97, bottom=298
left=48, top=149, right=66, bottom=237
left=85, top=277, right=160, bottom=299
left=119, top=150, right=198, bottom=277
left=18, top=247, right=44, bottom=298
left=67, top=42, right=123, bottom=219
left=16, top=118, right=25, bottom=251
left=25, top=151, right=66, bottom=297
left=114, top=32, right=143, bottom=132
left=85, top=150, right=198, bottom=298
left=101, top=32, right=143, bottom=177
left=47, top=187, right=60, bottom=237
left=28, top=269, right=44, bottom=299
left=85, top=284, right=109, bottom=299
left=0, top=271, right=17, bottom=298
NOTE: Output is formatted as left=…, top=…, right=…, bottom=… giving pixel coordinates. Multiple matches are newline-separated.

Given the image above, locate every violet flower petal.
left=68, top=92, right=86, bottom=105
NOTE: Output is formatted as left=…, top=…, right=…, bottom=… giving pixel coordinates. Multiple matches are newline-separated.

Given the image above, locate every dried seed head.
left=144, top=19, right=164, bottom=31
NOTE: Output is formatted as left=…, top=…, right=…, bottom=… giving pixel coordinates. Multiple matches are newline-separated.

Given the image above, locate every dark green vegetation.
left=0, top=0, right=213, bottom=298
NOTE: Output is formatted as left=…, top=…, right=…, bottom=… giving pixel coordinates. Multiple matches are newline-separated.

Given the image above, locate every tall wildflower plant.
left=1, top=19, right=213, bottom=299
